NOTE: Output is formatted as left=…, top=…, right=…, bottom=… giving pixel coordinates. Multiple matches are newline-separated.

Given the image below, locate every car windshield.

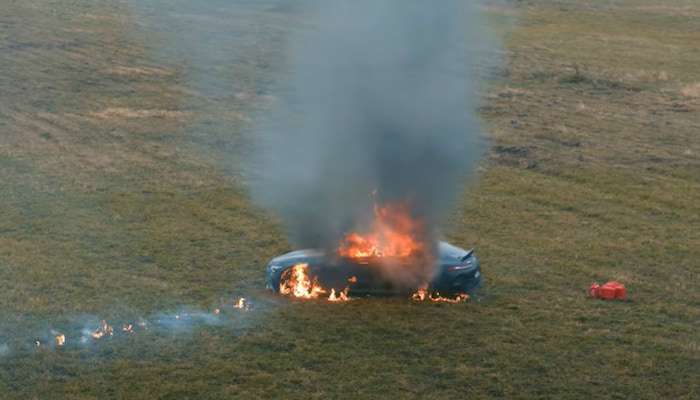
left=438, top=242, right=467, bottom=260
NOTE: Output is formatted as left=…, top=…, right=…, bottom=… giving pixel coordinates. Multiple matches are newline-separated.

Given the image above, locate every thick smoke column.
left=253, top=1, right=492, bottom=261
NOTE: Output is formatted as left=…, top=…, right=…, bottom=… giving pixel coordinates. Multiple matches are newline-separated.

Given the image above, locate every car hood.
left=269, top=248, right=326, bottom=266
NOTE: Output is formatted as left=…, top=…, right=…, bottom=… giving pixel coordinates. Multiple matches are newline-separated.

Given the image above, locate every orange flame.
left=411, top=287, right=428, bottom=301
left=91, top=320, right=113, bottom=339
left=412, top=287, right=469, bottom=303
left=338, top=202, right=426, bottom=260
left=233, top=297, right=249, bottom=310
left=279, top=263, right=353, bottom=302
left=279, top=263, right=327, bottom=299
left=328, top=287, right=349, bottom=302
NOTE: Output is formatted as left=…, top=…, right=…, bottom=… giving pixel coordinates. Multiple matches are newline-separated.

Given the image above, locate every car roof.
left=270, top=241, right=470, bottom=265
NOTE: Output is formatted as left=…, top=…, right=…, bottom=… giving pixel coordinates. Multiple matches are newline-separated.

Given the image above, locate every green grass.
left=1, top=0, right=698, bottom=398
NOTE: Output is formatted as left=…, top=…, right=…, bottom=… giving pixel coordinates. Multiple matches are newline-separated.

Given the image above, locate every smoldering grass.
left=0, top=296, right=263, bottom=358
left=151, top=308, right=226, bottom=333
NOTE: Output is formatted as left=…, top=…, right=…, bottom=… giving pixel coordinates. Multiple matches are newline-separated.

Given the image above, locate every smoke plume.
left=252, top=0, right=494, bottom=267
left=254, top=0, right=492, bottom=238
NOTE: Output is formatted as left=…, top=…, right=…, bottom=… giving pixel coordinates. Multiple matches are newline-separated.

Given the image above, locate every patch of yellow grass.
left=91, top=107, right=188, bottom=119
left=634, top=5, right=699, bottom=17
left=105, top=66, right=174, bottom=77
left=680, top=83, right=700, bottom=98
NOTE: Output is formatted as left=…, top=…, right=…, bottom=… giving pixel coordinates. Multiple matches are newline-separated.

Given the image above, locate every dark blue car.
left=266, top=241, right=482, bottom=295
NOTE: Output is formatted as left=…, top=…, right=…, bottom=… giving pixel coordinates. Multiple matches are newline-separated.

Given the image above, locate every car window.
left=438, top=242, right=467, bottom=259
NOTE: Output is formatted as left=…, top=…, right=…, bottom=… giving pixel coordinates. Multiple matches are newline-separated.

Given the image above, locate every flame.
left=55, top=334, right=66, bottom=347
left=412, top=287, right=469, bottom=303
left=338, top=202, right=426, bottom=260
left=279, top=263, right=327, bottom=299
left=429, top=292, right=469, bottom=303
left=411, top=287, right=428, bottom=301
left=328, top=287, right=349, bottom=302
left=122, top=324, right=134, bottom=333
left=91, top=320, right=113, bottom=339
left=233, top=297, right=249, bottom=310
left=279, top=263, right=353, bottom=302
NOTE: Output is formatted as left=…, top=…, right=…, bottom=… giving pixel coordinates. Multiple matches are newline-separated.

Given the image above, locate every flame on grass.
left=233, top=297, right=249, bottom=310
left=55, top=334, right=66, bottom=347
left=91, top=320, right=114, bottom=340
left=411, top=287, right=469, bottom=303
left=8, top=294, right=257, bottom=356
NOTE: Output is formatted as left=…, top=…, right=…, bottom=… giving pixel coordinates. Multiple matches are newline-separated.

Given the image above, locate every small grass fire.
left=22, top=296, right=252, bottom=355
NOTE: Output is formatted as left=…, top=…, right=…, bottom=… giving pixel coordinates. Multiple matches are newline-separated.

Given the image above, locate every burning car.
left=265, top=241, right=481, bottom=298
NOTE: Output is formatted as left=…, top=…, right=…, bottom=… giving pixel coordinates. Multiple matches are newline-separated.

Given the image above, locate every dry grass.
left=90, top=107, right=189, bottom=119
left=0, top=0, right=698, bottom=398
left=681, top=83, right=700, bottom=98
left=103, top=65, right=175, bottom=77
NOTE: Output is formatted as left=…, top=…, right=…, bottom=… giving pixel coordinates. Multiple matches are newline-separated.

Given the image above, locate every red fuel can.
left=599, top=284, right=617, bottom=300
left=589, top=281, right=627, bottom=300
left=606, top=281, right=626, bottom=300
left=615, top=285, right=627, bottom=300
left=588, top=283, right=600, bottom=297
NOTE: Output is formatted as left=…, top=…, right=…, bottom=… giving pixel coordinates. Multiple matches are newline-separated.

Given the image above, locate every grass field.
left=1, top=0, right=698, bottom=398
